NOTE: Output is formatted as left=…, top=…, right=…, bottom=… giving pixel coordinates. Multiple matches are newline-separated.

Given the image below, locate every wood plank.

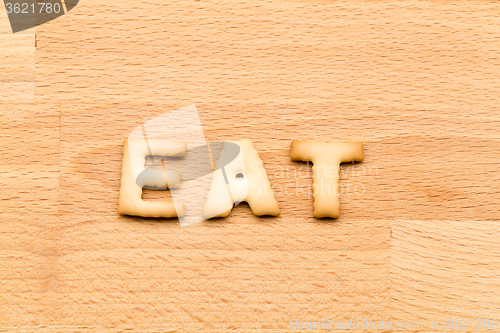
left=58, top=103, right=500, bottom=221
left=35, top=0, right=500, bottom=111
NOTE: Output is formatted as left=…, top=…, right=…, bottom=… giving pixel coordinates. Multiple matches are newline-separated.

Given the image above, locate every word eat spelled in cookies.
left=119, top=138, right=364, bottom=220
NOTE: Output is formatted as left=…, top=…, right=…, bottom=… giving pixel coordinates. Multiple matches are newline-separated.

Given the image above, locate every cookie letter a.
left=290, top=140, right=364, bottom=218
left=202, top=140, right=280, bottom=218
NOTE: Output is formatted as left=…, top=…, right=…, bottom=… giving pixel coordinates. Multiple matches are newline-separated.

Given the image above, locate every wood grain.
left=0, top=7, right=35, bottom=102
left=0, top=34, right=35, bottom=102
left=1, top=0, right=500, bottom=331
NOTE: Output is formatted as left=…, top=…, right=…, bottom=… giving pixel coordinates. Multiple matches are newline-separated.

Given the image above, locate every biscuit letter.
left=118, top=139, right=186, bottom=217
left=202, top=140, right=280, bottom=218
left=290, top=140, right=364, bottom=218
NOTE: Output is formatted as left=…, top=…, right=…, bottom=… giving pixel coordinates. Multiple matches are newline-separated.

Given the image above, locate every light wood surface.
left=0, top=8, right=34, bottom=102
left=1, top=0, right=500, bottom=331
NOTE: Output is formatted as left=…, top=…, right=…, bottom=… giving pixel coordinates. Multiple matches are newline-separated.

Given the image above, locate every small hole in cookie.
left=236, top=173, right=244, bottom=181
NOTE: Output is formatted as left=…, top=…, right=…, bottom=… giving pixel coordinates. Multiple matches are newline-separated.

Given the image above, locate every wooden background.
left=1, top=0, right=500, bottom=331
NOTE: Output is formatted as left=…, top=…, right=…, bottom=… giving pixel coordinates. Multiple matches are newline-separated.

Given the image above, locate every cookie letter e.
left=290, top=140, right=364, bottom=218
left=118, top=139, right=186, bottom=217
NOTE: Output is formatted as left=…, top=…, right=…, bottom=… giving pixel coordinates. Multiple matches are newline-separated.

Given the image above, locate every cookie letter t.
left=290, top=140, right=364, bottom=218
